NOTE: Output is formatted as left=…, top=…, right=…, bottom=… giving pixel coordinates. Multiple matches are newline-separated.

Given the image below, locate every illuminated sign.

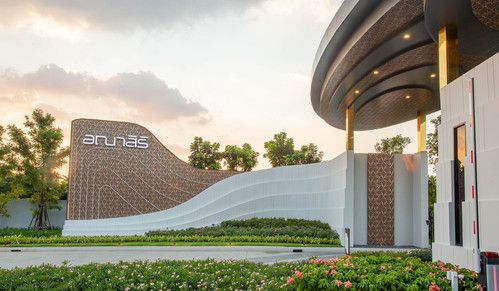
left=82, top=134, right=149, bottom=149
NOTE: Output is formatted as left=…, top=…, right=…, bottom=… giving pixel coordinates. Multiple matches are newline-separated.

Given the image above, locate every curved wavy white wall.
left=63, top=152, right=354, bottom=243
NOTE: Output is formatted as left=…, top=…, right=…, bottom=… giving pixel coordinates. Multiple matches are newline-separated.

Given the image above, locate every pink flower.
left=429, top=283, right=440, bottom=291
left=335, top=280, right=342, bottom=287
left=287, top=277, right=294, bottom=285
left=345, top=281, right=352, bottom=289
left=294, top=271, right=303, bottom=279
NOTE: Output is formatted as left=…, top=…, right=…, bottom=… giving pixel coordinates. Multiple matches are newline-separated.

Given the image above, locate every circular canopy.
left=311, top=0, right=498, bottom=131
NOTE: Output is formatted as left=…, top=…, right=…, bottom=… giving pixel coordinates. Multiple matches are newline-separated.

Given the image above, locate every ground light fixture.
left=403, top=33, right=411, bottom=39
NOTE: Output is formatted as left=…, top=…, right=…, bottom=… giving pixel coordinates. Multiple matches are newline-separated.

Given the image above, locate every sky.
left=0, top=0, right=439, bottom=172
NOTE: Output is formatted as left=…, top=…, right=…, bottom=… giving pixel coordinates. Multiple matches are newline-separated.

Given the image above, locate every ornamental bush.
left=0, top=259, right=297, bottom=290
left=147, top=217, right=339, bottom=239
left=286, top=254, right=480, bottom=290
left=0, top=255, right=480, bottom=290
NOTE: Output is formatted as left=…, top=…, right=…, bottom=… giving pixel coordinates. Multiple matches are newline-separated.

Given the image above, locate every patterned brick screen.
left=367, top=153, right=394, bottom=245
left=67, top=119, right=235, bottom=220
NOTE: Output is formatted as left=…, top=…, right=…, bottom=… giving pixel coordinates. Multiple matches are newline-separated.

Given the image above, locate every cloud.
left=0, top=0, right=264, bottom=32
left=0, top=64, right=210, bottom=123
left=247, top=0, right=341, bottom=24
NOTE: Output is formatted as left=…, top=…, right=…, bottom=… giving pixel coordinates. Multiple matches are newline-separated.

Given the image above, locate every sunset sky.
left=0, top=0, right=439, bottom=172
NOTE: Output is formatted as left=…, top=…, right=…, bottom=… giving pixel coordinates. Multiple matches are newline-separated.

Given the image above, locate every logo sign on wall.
left=82, top=134, right=149, bottom=149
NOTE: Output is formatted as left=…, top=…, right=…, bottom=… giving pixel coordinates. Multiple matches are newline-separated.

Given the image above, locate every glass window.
left=453, top=124, right=466, bottom=246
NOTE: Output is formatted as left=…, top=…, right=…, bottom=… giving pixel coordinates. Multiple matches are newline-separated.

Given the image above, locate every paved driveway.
left=0, top=246, right=418, bottom=269
left=0, top=246, right=346, bottom=269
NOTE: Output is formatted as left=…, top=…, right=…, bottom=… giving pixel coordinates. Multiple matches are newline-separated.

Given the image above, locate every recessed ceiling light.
left=373, top=70, right=379, bottom=75
left=405, top=95, right=411, bottom=99
left=430, top=73, right=436, bottom=78
left=403, top=33, right=411, bottom=39
left=354, top=90, right=360, bottom=94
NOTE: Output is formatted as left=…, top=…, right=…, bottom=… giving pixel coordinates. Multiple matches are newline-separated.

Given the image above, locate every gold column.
left=438, top=25, right=459, bottom=88
left=346, top=106, right=354, bottom=151
left=417, top=111, right=426, bottom=152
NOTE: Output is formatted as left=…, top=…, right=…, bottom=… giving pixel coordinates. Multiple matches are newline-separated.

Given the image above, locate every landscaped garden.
left=0, top=251, right=480, bottom=290
left=0, top=218, right=341, bottom=247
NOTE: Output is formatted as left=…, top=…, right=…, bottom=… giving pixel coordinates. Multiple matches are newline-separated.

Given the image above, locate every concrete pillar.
left=346, top=106, right=354, bottom=151
left=438, top=25, right=459, bottom=88
left=417, top=111, right=426, bottom=152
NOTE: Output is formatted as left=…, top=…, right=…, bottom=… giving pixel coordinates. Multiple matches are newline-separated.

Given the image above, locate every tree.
left=6, top=109, right=69, bottom=228
left=0, top=126, right=23, bottom=217
left=263, top=132, right=295, bottom=167
left=188, top=137, right=222, bottom=170
left=299, top=143, right=324, bottom=164
left=374, top=134, right=411, bottom=154
left=223, top=143, right=259, bottom=171
left=264, top=132, right=324, bottom=167
left=427, top=115, right=441, bottom=166
left=428, top=175, right=436, bottom=242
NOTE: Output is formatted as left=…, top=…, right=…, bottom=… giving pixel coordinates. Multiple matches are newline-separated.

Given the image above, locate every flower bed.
left=0, top=259, right=295, bottom=290
left=0, top=254, right=480, bottom=290
left=287, top=253, right=480, bottom=290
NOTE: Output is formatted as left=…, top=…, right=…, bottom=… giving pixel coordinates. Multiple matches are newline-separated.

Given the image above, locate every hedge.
left=147, top=217, right=339, bottom=239
left=0, top=234, right=341, bottom=246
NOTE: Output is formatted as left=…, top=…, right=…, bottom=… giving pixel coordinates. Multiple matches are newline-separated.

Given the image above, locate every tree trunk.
left=34, top=201, right=50, bottom=229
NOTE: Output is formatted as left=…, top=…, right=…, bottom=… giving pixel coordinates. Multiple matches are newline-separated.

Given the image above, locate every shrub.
left=0, top=259, right=298, bottom=290
left=147, top=217, right=339, bottom=240
left=0, top=228, right=61, bottom=237
left=352, top=249, right=433, bottom=262
left=287, top=255, right=479, bottom=290
left=220, top=217, right=331, bottom=230
left=0, top=255, right=480, bottom=290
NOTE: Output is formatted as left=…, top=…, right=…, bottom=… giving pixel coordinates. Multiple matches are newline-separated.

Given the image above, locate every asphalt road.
left=0, top=246, right=417, bottom=269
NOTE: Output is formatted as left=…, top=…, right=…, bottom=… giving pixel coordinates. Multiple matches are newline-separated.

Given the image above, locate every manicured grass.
left=0, top=253, right=480, bottom=290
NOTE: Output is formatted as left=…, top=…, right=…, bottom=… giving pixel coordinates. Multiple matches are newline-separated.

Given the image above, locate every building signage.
left=82, top=134, right=149, bottom=149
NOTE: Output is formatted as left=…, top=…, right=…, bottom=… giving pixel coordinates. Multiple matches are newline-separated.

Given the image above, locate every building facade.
left=63, top=119, right=428, bottom=248
left=311, top=0, right=498, bottom=271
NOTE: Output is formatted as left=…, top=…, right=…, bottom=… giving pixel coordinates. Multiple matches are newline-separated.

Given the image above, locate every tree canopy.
left=264, top=132, right=323, bottom=167
left=374, top=134, right=411, bottom=154
left=3, top=109, right=69, bottom=228
left=427, top=115, right=441, bottom=166
left=188, top=137, right=223, bottom=170
left=0, top=126, right=23, bottom=217
left=223, top=143, right=259, bottom=172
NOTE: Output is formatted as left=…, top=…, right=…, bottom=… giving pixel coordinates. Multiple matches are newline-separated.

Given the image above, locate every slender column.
left=417, top=111, right=426, bottom=152
left=346, top=106, right=354, bottom=151
left=438, top=25, right=459, bottom=88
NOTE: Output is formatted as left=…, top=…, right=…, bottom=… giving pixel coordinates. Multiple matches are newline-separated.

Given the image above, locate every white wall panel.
left=64, top=152, right=354, bottom=243
left=433, top=53, right=499, bottom=271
